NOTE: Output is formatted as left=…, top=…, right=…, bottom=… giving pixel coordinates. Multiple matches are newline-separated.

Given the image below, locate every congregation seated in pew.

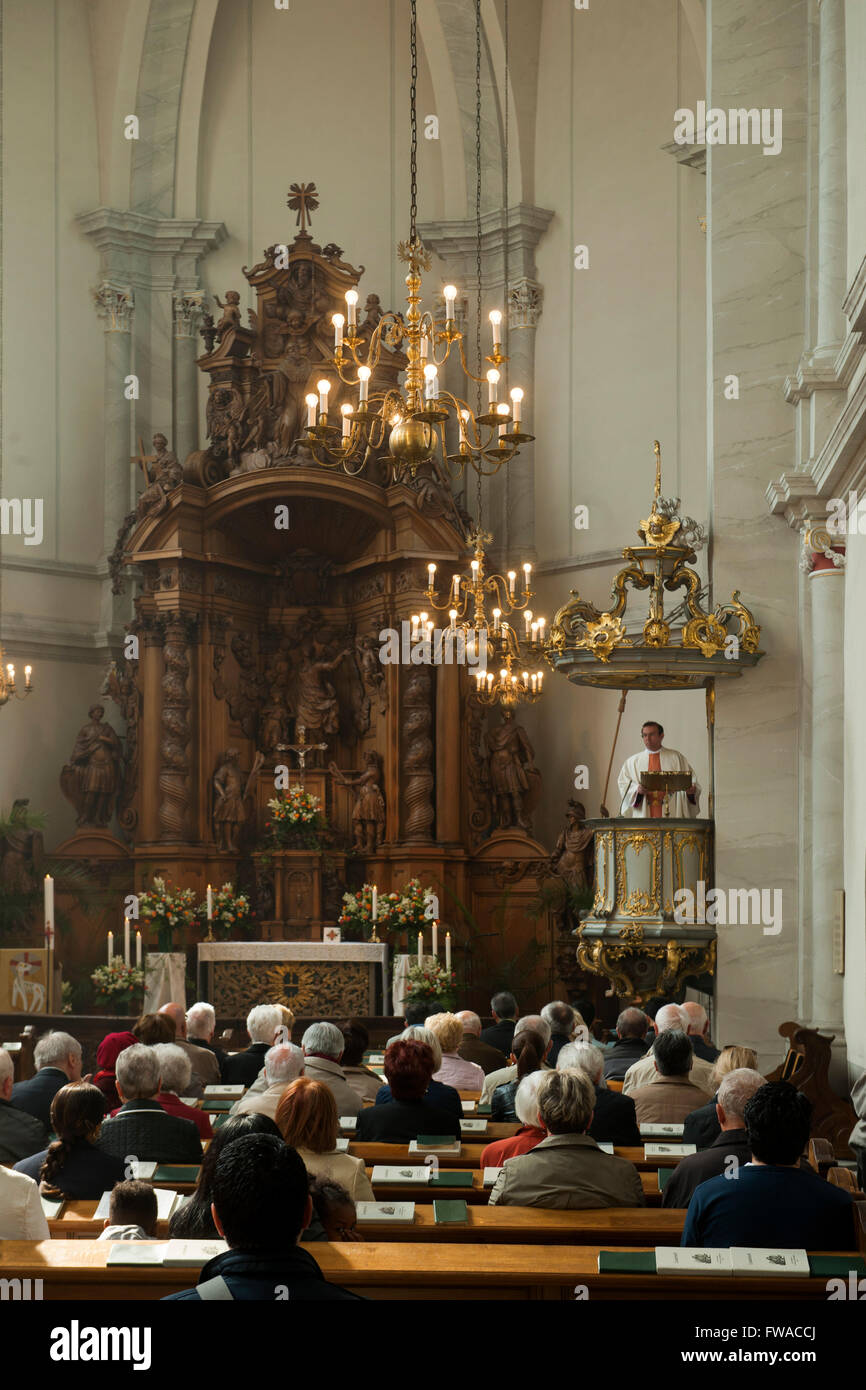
left=97, top=1179, right=159, bottom=1242
left=455, top=1010, right=507, bottom=1075
left=276, top=1075, right=375, bottom=1202
left=481, top=1071, right=546, bottom=1167
left=0, top=1046, right=48, bottom=1163
left=374, top=1026, right=462, bottom=1118
left=481, top=1015, right=554, bottom=1105
left=149, top=1044, right=213, bottom=1140
left=490, top=1029, right=545, bottom=1121
left=542, top=1001, right=581, bottom=1067
left=14, top=1081, right=125, bottom=1199
left=426, top=1012, right=486, bottom=1092
left=622, top=1004, right=714, bottom=1095
left=233, top=1041, right=305, bottom=1121
left=11, top=1030, right=84, bottom=1130
left=356, top=1040, right=462, bottom=1143
left=186, top=1001, right=231, bottom=1082
left=682, top=1045, right=759, bottom=1149
left=340, top=1021, right=384, bottom=1103
left=301, top=1021, right=363, bottom=1118
left=681, top=1082, right=855, bottom=1249
left=99, top=1045, right=202, bottom=1165
left=629, top=1030, right=713, bottom=1125
left=309, top=1177, right=362, bottom=1242
left=663, top=1067, right=767, bottom=1208
left=163, top=1134, right=361, bottom=1301
left=558, top=1041, right=642, bottom=1146
left=0, top=1159, right=49, bottom=1240
left=223, top=1004, right=285, bottom=1088
left=488, top=1068, right=645, bottom=1210
left=157, top=1003, right=220, bottom=1094
left=170, top=1112, right=282, bottom=1239
left=602, top=1008, right=651, bottom=1083
left=92, top=1031, right=137, bottom=1113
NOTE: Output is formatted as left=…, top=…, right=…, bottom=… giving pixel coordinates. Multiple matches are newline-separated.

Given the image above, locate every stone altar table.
left=198, top=941, right=390, bottom=1017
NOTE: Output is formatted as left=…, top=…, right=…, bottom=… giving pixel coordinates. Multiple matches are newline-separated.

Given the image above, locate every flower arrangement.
left=403, top=960, right=456, bottom=1012
left=338, top=878, right=437, bottom=944
left=91, top=956, right=145, bottom=1015
left=137, top=877, right=199, bottom=953
left=201, top=882, right=255, bottom=939
left=265, top=788, right=326, bottom=849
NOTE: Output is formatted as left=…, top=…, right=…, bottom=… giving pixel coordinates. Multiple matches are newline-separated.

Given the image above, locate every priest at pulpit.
left=617, top=721, right=700, bottom=818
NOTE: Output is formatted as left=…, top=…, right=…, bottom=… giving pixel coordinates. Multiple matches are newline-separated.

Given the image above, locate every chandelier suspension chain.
left=474, top=0, right=483, bottom=527
left=409, top=0, right=418, bottom=245
left=503, top=0, right=509, bottom=389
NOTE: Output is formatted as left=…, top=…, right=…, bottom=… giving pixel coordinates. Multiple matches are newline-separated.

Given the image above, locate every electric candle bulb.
left=420, top=333, right=429, bottom=362
left=449, top=609, right=457, bottom=630
left=507, top=570, right=516, bottom=596
left=428, top=562, right=437, bottom=583
left=471, top=560, right=480, bottom=575
left=493, top=607, right=501, bottom=633
left=497, top=402, right=510, bottom=438
left=452, top=574, right=460, bottom=599
left=426, top=620, right=434, bottom=638
left=317, top=378, right=331, bottom=415
left=537, top=617, right=546, bottom=637
left=345, top=287, right=359, bottom=326
left=411, top=614, right=420, bottom=639
left=424, top=362, right=439, bottom=400
left=524, top=609, right=533, bottom=633
left=486, top=671, right=493, bottom=688
left=420, top=611, right=428, bottom=625
left=510, top=386, right=524, bottom=425
left=24, top=666, right=32, bottom=687
left=486, top=368, right=500, bottom=405
left=305, top=393, right=317, bottom=427
left=332, top=312, right=344, bottom=349
left=444, top=284, right=457, bottom=317
left=357, top=364, right=371, bottom=403
left=531, top=621, right=539, bottom=643
left=341, top=402, right=353, bottom=439
left=489, top=308, right=502, bottom=347
left=7, top=665, right=14, bottom=683
left=524, top=562, right=532, bottom=579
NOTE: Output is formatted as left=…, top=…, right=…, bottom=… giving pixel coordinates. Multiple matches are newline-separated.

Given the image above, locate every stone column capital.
left=93, top=281, right=134, bottom=333
left=508, top=276, right=543, bottom=330
left=800, top=522, right=846, bottom=574
left=173, top=291, right=207, bottom=339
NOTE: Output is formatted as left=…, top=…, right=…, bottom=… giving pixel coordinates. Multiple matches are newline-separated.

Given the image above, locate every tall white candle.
left=107, top=930, right=114, bottom=967
left=371, top=885, right=378, bottom=920
left=432, top=919, right=439, bottom=958
left=445, top=932, right=451, bottom=971
left=135, top=930, right=142, bottom=969
left=44, top=875, right=54, bottom=947
left=123, top=915, right=130, bottom=968
left=417, top=930, right=423, bottom=964
left=207, top=884, right=214, bottom=920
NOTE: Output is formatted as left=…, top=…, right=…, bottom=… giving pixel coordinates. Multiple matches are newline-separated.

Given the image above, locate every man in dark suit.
left=0, top=1050, right=48, bottom=1162
left=681, top=1082, right=855, bottom=1250
left=157, top=1002, right=220, bottom=1094
left=11, top=1030, right=84, bottom=1129
left=558, top=1041, right=641, bottom=1146
left=602, top=1008, right=650, bottom=1082
left=163, top=1136, right=358, bottom=1301
left=223, top=1004, right=284, bottom=1086
left=99, top=1044, right=201, bottom=1165
left=682, top=1000, right=720, bottom=1064
left=456, top=1011, right=506, bottom=1075
left=663, top=1067, right=766, bottom=1207
left=541, top=1001, right=578, bottom=1067
left=186, top=1001, right=230, bottom=1081
left=480, top=992, right=518, bottom=1054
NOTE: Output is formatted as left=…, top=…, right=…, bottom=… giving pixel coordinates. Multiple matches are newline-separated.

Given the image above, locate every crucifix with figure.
left=277, top=725, right=328, bottom=787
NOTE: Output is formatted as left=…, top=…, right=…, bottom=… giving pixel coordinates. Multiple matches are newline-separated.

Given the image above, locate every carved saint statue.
left=213, top=748, right=259, bottom=854
left=549, top=799, right=594, bottom=896
left=259, top=686, right=288, bottom=758
left=330, top=750, right=386, bottom=854
left=136, top=434, right=183, bottom=520
left=485, top=709, right=540, bottom=831
left=214, top=289, right=242, bottom=341
left=60, top=704, right=124, bottom=827
left=295, top=638, right=350, bottom=742
left=0, top=799, right=44, bottom=894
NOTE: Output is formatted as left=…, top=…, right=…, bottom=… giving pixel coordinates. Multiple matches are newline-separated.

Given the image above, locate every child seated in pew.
left=309, top=1177, right=363, bottom=1242
left=97, top=1179, right=158, bottom=1241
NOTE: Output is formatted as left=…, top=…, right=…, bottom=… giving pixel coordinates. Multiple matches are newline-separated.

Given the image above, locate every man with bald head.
left=157, top=1002, right=220, bottom=1095
left=680, top=1000, right=719, bottom=1064
left=621, top=1002, right=714, bottom=1096
left=603, top=1007, right=651, bottom=1083
left=456, top=1010, right=507, bottom=1076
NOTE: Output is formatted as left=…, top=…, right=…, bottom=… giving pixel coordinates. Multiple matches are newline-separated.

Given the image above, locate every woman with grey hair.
left=151, top=1044, right=213, bottom=1140
left=481, top=1071, right=547, bottom=1168
left=372, top=1025, right=461, bottom=1118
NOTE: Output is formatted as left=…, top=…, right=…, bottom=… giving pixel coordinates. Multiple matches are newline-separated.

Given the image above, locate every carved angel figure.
left=214, top=290, right=242, bottom=341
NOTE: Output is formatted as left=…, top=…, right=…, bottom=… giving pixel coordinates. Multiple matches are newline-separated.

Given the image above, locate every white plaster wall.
left=843, top=529, right=866, bottom=1069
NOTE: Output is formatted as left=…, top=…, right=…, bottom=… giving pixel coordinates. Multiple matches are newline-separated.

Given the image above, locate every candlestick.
left=417, top=930, right=423, bottom=964
left=432, top=919, right=439, bottom=958
left=135, top=930, right=142, bottom=969
left=107, top=930, right=114, bottom=967
left=317, top=378, right=331, bottom=417
left=305, top=393, right=317, bottom=427
left=445, top=931, right=451, bottom=971
left=358, top=365, right=371, bottom=403
left=332, top=312, right=344, bottom=350
left=424, top=363, right=438, bottom=401
left=371, top=885, right=378, bottom=920
left=443, top=284, right=457, bottom=320
left=489, top=308, right=502, bottom=348
left=123, top=915, right=130, bottom=968
left=486, top=368, right=499, bottom=405
left=345, top=287, right=358, bottom=328
left=510, top=386, right=523, bottom=425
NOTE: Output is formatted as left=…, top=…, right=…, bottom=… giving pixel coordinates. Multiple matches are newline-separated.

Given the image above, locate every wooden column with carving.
left=159, top=615, right=196, bottom=842
left=402, top=666, right=435, bottom=842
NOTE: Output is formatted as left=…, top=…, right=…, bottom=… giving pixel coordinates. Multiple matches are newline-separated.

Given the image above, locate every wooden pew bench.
left=2, top=1239, right=858, bottom=1301
left=365, top=1168, right=667, bottom=1206
left=349, top=1142, right=685, bottom=1172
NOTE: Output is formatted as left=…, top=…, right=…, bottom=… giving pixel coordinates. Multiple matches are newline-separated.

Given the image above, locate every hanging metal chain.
left=410, top=0, right=418, bottom=244
left=503, top=0, right=509, bottom=388
left=475, top=0, right=483, bottom=525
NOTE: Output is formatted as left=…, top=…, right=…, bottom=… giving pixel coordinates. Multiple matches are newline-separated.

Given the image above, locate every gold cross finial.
left=653, top=440, right=662, bottom=501
left=287, top=182, right=319, bottom=235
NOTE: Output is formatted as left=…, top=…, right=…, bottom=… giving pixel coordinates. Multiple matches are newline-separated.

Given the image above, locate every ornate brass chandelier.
left=302, top=0, right=532, bottom=482
left=423, top=528, right=546, bottom=708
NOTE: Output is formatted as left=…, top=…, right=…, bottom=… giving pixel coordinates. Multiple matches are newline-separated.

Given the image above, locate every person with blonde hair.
left=683, top=1044, right=759, bottom=1148
left=488, top=1068, right=644, bottom=1209
left=373, top=1026, right=462, bottom=1119
left=276, top=1077, right=374, bottom=1203
left=426, top=1012, right=485, bottom=1091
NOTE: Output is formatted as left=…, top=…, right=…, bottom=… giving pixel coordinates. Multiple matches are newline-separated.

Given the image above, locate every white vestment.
left=616, top=746, right=700, bottom=818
